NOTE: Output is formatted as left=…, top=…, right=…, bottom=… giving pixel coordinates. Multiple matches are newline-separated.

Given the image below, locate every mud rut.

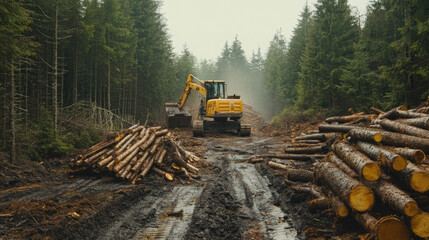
left=0, top=134, right=299, bottom=240
left=97, top=135, right=298, bottom=240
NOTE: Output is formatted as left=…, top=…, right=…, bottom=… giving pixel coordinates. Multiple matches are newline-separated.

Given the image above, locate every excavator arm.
left=177, top=74, right=207, bottom=109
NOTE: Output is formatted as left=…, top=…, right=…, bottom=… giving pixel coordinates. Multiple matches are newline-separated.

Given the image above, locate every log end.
left=410, top=171, right=429, bottom=193
left=404, top=201, right=419, bottom=217
left=411, top=212, right=429, bottom=238
left=349, top=185, right=374, bottom=212
left=392, top=156, right=407, bottom=171
left=373, top=133, right=383, bottom=143
left=336, top=204, right=349, bottom=218
left=362, top=163, right=381, bottom=182
left=376, top=216, right=411, bottom=240
left=414, top=149, right=426, bottom=163
left=165, top=173, right=174, bottom=181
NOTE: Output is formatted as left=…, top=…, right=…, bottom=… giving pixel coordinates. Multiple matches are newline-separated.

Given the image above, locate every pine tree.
left=296, top=0, right=359, bottom=114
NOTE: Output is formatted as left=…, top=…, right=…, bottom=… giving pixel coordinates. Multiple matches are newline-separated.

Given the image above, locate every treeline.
left=264, top=0, right=429, bottom=117
left=0, top=0, right=190, bottom=161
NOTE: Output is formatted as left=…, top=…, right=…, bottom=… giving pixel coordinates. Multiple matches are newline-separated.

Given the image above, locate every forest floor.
left=0, top=108, right=367, bottom=240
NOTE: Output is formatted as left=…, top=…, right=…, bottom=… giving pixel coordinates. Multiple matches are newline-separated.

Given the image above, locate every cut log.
left=80, top=133, right=124, bottom=160
left=397, top=117, right=429, bottom=130
left=97, top=155, right=114, bottom=168
left=155, top=129, right=169, bottom=136
left=139, top=133, right=156, bottom=151
left=355, top=213, right=411, bottom=240
left=292, top=184, right=323, bottom=198
left=283, top=145, right=326, bottom=154
left=410, top=212, right=429, bottom=238
left=284, top=143, right=324, bottom=148
left=375, top=130, right=429, bottom=153
left=348, top=128, right=383, bottom=143
left=366, top=180, right=418, bottom=217
left=152, top=167, right=174, bottom=181
left=318, top=124, right=358, bottom=133
left=356, top=141, right=407, bottom=171
left=84, top=148, right=109, bottom=164
left=114, top=132, right=134, bottom=151
left=326, top=114, right=375, bottom=124
left=375, top=118, right=429, bottom=139
left=325, top=152, right=359, bottom=179
left=308, top=196, right=349, bottom=218
left=116, top=131, right=140, bottom=155
left=268, top=161, right=288, bottom=170
left=287, top=168, right=314, bottom=182
left=114, top=147, right=140, bottom=173
left=293, top=140, right=322, bottom=144
left=395, top=162, right=429, bottom=193
left=332, top=141, right=381, bottom=181
left=391, top=147, right=426, bottom=164
left=156, top=148, right=168, bottom=165
left=316, top=161, right=375, bottom=212
left=149, top=138, right=163, bottom=155
left=258, top=154, right=324, bottom=161
left=370, top=107, right=384, bottom=115
left=132, top=150, right=149, bottom=172
left=294, top=133, right=328, bottom=141
left=396, top=110, right=429, bottom=118
left=140, top=155, right=155, bottom=178
left=377, top=105, right=407, bottom=120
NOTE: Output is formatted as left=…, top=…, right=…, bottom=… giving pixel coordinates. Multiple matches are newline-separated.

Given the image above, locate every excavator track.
left=239, top=123, right=251, bottom=136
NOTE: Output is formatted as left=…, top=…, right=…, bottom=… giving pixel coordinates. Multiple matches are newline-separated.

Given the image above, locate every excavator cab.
left=205, top=81, right=225, bottom=101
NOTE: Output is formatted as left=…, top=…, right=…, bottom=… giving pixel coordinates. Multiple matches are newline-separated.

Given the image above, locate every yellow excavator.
left=165, top=74, right=251, bottom=137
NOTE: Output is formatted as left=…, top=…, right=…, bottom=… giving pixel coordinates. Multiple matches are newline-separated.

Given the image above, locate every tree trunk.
left=259, top=154, right=324, bottom=161
left=391, top=147, right=425, bottom=164
left=355, top=213, right=411, bottom=240
left=395, top=162, right=429, bottom=193
left=396, top=110, right=429, bottom=118
left=318, top=124, right=358, bottom=133
left=283, top=145, right=326, bottom=154
left=376, top=129, right=429, bottom=153
left=325, top=152, right=358, bottom=179
left=53, top=0, right=59, bottom=136
left=370, top=107, right=384, bottom=115
left=396, top=117, right=429, bottom=130
left=356, top=141, right=407, bottom=171
left=10, top=60, right=15, bottom=162
left=332, top=141, right=381, bottom=181
left=366, top=180, right=418, bottom=217
left=315, top=162, right=375, bottom=212
left=375, top=118, right=429, bottom=139
left=348, top=128, right=383, bottom=143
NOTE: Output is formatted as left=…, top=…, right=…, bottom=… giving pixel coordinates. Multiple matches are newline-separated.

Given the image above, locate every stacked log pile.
left=263, top=103, right=429, bottom=239
left=69, top=125, right=201, bottom=184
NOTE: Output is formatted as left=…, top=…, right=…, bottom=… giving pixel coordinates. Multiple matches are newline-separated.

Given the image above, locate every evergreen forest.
left=1, top=0, right=428, bottom=163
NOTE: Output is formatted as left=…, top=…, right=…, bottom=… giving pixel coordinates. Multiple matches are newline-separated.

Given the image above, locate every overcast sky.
left=160, top=0, right=370, bottom=61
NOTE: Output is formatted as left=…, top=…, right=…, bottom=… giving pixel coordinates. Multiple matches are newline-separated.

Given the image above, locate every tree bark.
left=376, top=129, right=429, bottom=153
left=348, top=128, right=383, bottom=143
left=391, top=147, right=425, bottom=164
left=356, top=141, right=407, bottom=171
left=316, top=162, right=375, bottom=212
left=355, top=213, right=411, bottom=240
left=395, top=162, right=429, bottom=193
left=366, top=180, right=418, bottom=217
left=375, top=118, right=429, bottom=139
left=259, top=154, right=324, bottom=161
left=318, top=124, right=358, bottom=133
left=325, top=152, right=359, bottom=179
left=396, top=117, right=429, bottom=130
left=332, top=141, right=381, bottom=181
left=396, top=110, right=429, bottom=118
left=284, top=145, right=326, bottom=154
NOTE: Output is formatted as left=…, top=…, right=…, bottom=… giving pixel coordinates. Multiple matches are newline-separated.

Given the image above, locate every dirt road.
left=0, top=130, right=301, bottom=239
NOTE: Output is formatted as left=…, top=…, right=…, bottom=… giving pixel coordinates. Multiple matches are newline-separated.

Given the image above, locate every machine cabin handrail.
left=177, top=74, right=207, bottom=110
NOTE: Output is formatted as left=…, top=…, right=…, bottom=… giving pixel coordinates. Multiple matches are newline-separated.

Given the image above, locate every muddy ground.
left=0, top=125, right=371, bottom=239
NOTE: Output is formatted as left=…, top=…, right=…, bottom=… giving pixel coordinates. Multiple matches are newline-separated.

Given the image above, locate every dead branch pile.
left=69, top=125, right=201, bottom=184
left=259, top=103, right=429, bottom=240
